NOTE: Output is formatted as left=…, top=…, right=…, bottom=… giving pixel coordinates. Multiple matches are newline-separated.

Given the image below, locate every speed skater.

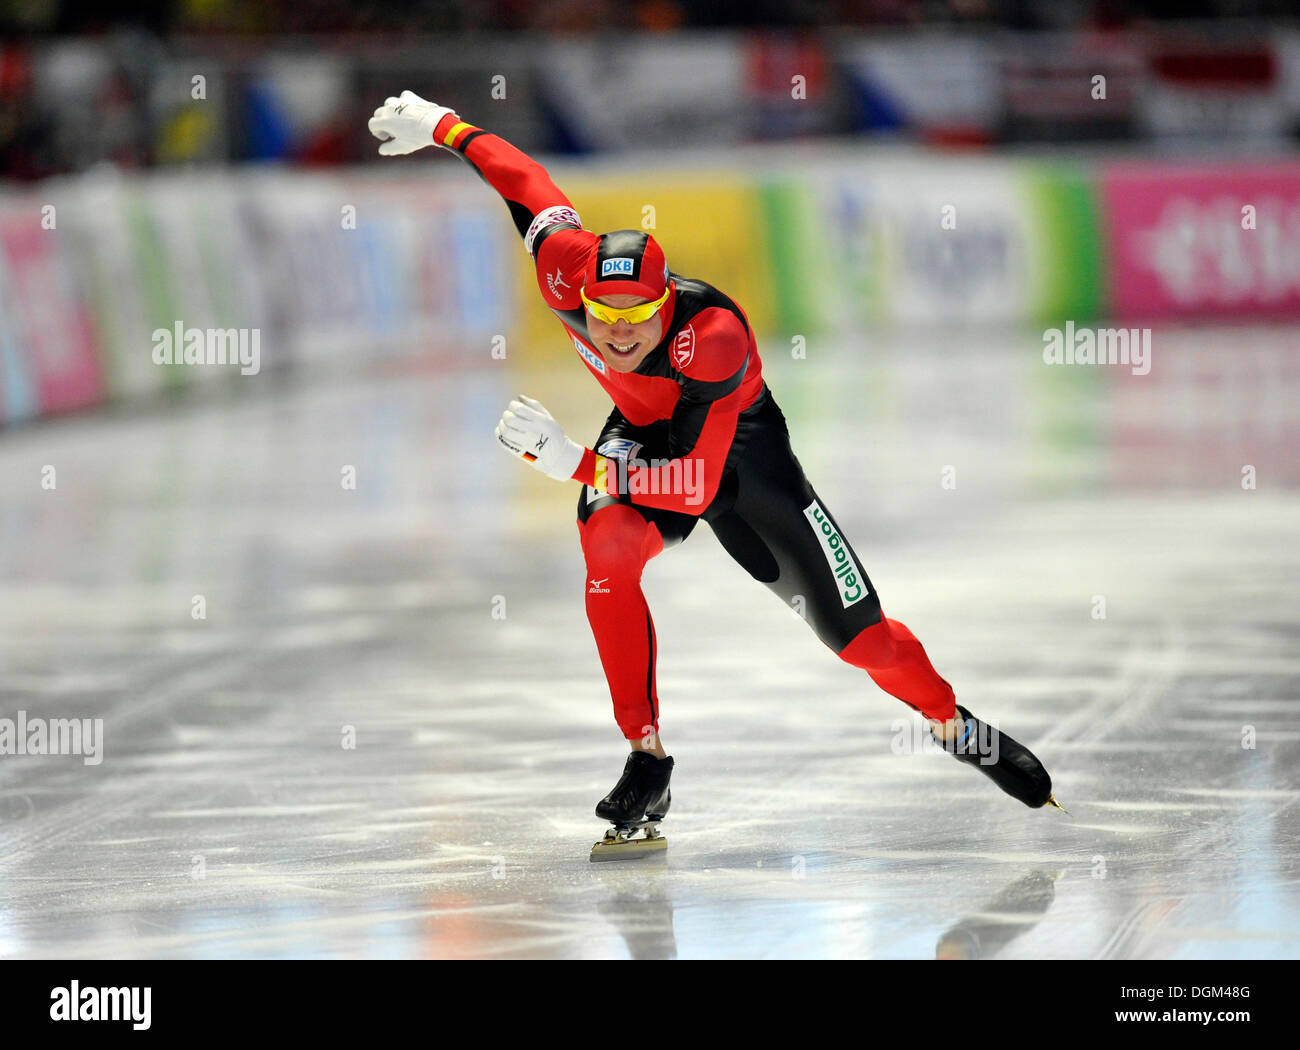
left=367, top=91, right=1062, bottom=857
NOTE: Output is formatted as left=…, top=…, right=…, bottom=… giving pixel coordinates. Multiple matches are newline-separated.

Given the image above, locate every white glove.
left=368, top=90, right=455, bottom=156
left=495, top=396, right=585, bottom=482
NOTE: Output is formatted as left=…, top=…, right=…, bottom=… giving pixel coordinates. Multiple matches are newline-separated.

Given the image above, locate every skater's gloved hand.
left=368, top=91, right=455, bottom=155
left=494, top=395, right=585, bottom=482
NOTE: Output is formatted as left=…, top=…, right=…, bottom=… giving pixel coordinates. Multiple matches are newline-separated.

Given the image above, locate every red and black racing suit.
left=435, top=115, right=957, bottom=739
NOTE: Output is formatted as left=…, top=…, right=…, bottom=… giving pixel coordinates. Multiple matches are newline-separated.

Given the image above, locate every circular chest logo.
left=670, top=326, right=695, bottom=370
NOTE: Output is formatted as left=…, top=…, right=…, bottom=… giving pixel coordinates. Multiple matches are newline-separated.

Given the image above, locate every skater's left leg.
left=704, top=406, right=954, bottom=722
left=709, top=499, right=955, bottom=722
left=836, top=616, right=956, bottom=723
left=707, top=395, right=1056, bottom=807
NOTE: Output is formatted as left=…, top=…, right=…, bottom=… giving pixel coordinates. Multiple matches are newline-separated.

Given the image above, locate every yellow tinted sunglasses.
left=580, top=285, right=671, bottom=325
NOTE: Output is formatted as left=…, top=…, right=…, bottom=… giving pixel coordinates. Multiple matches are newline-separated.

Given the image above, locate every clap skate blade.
left=589, top=819, right=668, bottom=862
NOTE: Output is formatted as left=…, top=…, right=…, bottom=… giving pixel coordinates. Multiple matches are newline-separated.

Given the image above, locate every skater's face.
left=585, top=294, right=664, bottom=373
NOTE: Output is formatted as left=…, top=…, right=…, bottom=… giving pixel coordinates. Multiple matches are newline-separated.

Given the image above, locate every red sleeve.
left=533, top=226, right=595, bottom=311
left=572, top=309, right=750, bottom=516
left=433, top=114, right=595, bottom=306
left=434, top=115, right=586, bottom=248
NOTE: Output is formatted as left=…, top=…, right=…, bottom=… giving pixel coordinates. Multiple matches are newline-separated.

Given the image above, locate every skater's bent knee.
left=579, top=504, right=663, bottom=572
left=837, top=618, right=898, bottom=668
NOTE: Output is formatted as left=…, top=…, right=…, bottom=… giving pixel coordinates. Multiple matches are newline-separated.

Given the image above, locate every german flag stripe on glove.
left=440, top=121, right=483, bottom=150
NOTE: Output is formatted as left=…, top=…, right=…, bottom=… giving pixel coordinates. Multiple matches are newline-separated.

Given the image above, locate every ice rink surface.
left=2, top=325, right=1298, bottom=959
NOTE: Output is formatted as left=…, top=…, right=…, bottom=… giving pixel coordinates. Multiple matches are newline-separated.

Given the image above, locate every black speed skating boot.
left=596, top=751, right=673, bottom=824
left=591, top=752, right=674, bottom=861
left=933, top=704, right=1063, bottom=810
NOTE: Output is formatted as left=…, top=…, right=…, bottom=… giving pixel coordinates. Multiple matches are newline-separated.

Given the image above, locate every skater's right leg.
left=577, top=502, right=666, bottom=744
left=576, top=418, right=697, bottom=839
left=576, top=481, right=697, bottom=749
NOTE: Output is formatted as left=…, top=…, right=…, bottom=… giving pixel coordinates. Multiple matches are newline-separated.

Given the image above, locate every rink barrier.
left=1100, top=162, right=1300, bottom=321
left=0, top=169, right=512, bottom=426
left=2, top=155, right=1300, bottom=426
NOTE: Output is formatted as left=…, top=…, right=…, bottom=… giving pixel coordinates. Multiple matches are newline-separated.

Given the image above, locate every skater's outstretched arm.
left=370, top=92, right=744, bottom=514
left=368, top=91, right=593, bottom=311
